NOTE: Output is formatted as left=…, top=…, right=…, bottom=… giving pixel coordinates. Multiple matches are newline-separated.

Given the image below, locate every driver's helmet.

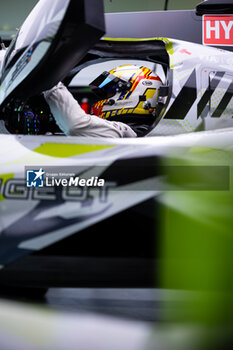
left=89, top=65, right=162, bottom=136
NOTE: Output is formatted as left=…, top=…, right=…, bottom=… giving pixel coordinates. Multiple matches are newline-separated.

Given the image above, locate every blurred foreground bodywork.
left=156, top=145, right=233, bottom=350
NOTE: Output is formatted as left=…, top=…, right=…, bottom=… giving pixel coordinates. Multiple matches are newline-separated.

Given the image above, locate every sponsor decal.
left=203, top=15, right=233, bottom=46
left=142, top=80, right=153, bottom=86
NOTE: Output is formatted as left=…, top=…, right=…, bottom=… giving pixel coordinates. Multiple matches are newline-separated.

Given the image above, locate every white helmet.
left=90, top=64, right=162, bottom=136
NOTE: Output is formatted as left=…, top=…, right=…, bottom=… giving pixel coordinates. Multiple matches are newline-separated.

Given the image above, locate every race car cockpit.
left=0, top=43, right=170, bottom=136
left=1, top=0, right=233, bottom=137
left=0, top=0, right=170, bottom=136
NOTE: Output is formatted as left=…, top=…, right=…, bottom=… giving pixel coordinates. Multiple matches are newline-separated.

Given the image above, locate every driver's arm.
left=43, top=82, right=136, bottom=138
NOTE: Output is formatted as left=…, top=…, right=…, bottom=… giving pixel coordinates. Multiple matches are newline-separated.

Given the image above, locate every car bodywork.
left=0, top=0, right=232, bottom=291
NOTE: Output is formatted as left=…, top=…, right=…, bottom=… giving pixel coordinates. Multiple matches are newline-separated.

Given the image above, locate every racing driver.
left=43, top=64, right=162, bottom=138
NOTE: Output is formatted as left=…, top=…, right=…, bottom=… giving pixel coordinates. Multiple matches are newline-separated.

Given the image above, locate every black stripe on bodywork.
left=211, top=81, right=233, bottom=118
left=197, top=71, right=225, bottom=118
left=164, top=69, right=197, bottom=120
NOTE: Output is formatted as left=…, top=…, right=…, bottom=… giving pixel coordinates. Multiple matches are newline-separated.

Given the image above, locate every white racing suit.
left=43, top=82, right=137, bottom=138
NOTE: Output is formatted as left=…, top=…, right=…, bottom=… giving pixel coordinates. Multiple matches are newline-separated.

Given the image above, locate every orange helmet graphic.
left=89, top=65, right=162, bottom=136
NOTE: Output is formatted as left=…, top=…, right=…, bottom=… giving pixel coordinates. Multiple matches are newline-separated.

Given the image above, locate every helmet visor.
left=89, top=71, right=131, bottom=99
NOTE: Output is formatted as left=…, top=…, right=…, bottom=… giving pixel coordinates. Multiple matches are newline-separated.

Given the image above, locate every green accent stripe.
left=33, top=143, right=115, bottom=158
left=0, top=173, right=14, bottom=201
left=104, top=36, right=171, bottom=44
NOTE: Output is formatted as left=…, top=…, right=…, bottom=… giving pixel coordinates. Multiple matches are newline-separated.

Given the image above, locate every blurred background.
left=0, top=0, right=201, bottom=39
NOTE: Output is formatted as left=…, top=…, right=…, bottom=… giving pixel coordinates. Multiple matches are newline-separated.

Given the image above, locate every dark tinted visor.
left=89, top=71, right=131, bottom=99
